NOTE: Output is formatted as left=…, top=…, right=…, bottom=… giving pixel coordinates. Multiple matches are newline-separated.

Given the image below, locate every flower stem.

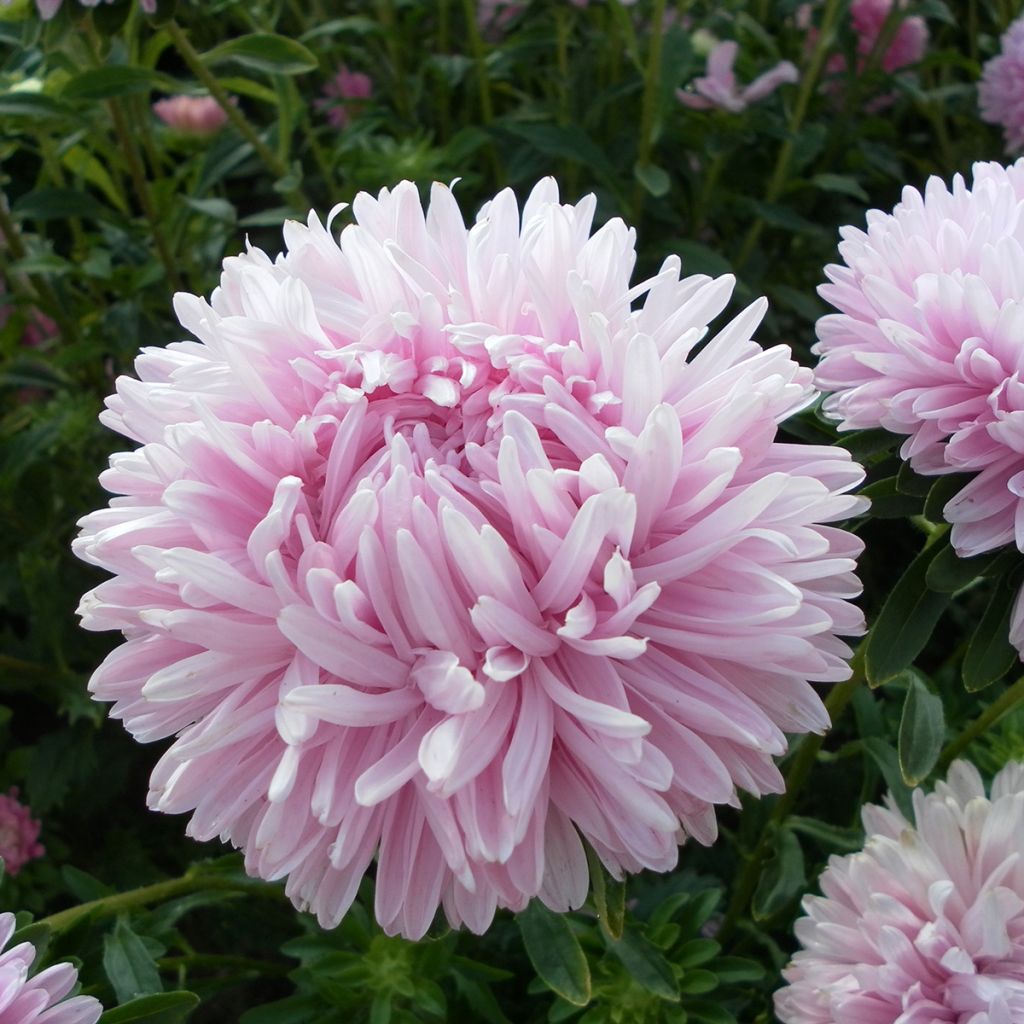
left=937, top=676, right=1024, bottom=771
left=107, top=97, right=184, bottom=293
left=631, top=0, right=667, bottom=221
left=164, top=19, right=309, bottom=210
left=734, top=0, right=844, bottom=270
left=718, top=644, right=864, bottom=941
left=39, top=870, right=279, bottom=933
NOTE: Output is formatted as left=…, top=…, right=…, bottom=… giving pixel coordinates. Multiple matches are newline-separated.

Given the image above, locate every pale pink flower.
left=980, top=18, right=1024, bottom=154
left=76, top=179, right=866, bottom=939
left=850, top=0, right=928, bottom=73
left=677, top=41, right=798, bottom=113
left=815, top=160, right=1024, bottom=651
left=1, top=0, right=156, bottom=19
left=776, top=760, right=1024, bottom=1024
left=476, top=0, right=522, bottom=40
left=0, top=790, right=43, bottom=877
left=315, top=66, right=372, bottom=130
left=152, top=96, right=228, bottom=138
left=0, top=912, right=101, bottom=1023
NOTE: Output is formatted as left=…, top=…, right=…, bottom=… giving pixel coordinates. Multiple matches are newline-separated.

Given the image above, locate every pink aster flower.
left=815, top=160, right=1024, bottom=650
left=0, top=0, right=156, bottom=19
left=315, top=66, right=372, bottom=130
left=677, top=40, right=798, bottom=113
left=0, top=912, right=102, bottom=1023
left=849, top=0, right=928, bottom=74
left=0, top=790, right=43, bottom=877
left=153, top=96, right=228, bottom=139
left=776, top=760, right=1024, bottom=1024
left=980, top=18, right=1024, bottom=154
left=75, top=178, right=866, bottom=939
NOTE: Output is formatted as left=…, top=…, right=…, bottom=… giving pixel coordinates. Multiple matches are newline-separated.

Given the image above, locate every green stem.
left=735, top=0, right=844, bottom=269
left=39, top=871, right=277, bottom=933
left=937, top=676, right=1024, bottom=771
left=631, top=0, right=668, bottom=220
left=459, top=0, right=502, bottom=185
left=0, top=654, right=54, bottom=677
left=107, top=97, right=184, bottom=293
left=719, top=647, right=864, bottom=941
left=0, top=198, right=77, bottom=342
left=164, top=19, right=309, bottom=209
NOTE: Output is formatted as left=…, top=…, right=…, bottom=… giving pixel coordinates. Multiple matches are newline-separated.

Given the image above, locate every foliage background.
left=1, top=0, right=1021, bottom=1021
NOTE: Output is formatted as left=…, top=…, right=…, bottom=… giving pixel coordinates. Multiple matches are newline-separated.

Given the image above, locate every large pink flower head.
left=776, top=760, right=1024, bottom=1024
left=980, top=18, right=1024, bottom=154
left=0, top=790, right=43, bottom=877
left=75, top=179, right=866, bottom=939
left=815, top=160, right=1024, bottom=646
left=0, top=912, right=101, bottom=1024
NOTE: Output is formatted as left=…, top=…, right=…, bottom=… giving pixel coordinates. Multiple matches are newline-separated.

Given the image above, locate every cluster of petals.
left=1, top=0, right=156, bottom=20
left=0, top=913, right=101, bottom=1024
left=0, top=790, right=43, bottom=877
left=848, top=0, right=928, bottom=75
left=677, top=40, right=798, bottom=113
left=152, top=96, right=228, bottom=139
left=76, top=178, right=866, bottom=939
left=814, top=160, right=1024, bottom=651
left=315, top=67, right=372, bottom=130
left=776, top=760, right=1024, bottom=1024
left=979, top=17, right=1024, bottom=154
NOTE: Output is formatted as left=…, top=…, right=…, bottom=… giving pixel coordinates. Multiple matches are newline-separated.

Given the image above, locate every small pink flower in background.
left=980, top=17, right=1024, bottom=153
left=0, top=912, right=102, bottom=1023
left=775, top=760, right=1024, bottom=1023
left=0, top=790, right=43, bottom=877
left=476, top=0, right=522, bottom=40
left=153, top=96, right=228, bottom=138
left=76, top=178, right=866, bottom=940
left=315, top=66, right=372, bottom=129
left=677, top=40, right=798, bottom=113
left=849, top=0, right=928, bottom=73
left=814, top=159, right=1024, bottom=654
left=1, top=0, right=157, bottom=20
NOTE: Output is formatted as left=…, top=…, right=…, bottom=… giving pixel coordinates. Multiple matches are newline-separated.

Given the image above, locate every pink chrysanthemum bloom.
left=776, top=760, right=1024, bottom=1024
left=980, top=18, right=1024, bottom=154
left=315, top=67, right=372, bottom=130
left=677, top=40, right=798, bottom=114
left=0, top=0, right=155, bottom=19
left=815, top=160, right=1024, bottom=648
left=75, top=179, right=867, bottom=939
left=0, top=912, right=102, bottom=1023
left=0, top=790, right=43, bottom=877
left=153, top=96, right=228, bottom=139
left=849, top=0, right=928, bottom=74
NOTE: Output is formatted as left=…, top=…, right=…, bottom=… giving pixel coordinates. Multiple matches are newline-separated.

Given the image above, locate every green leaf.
left=924, top=473, right=973, bottom=523
left=10, top=922, right=50, bottom=963
left=585, top=844, right=624, bottom=939
left=517, top=901, right=591, bottom=1007
left=12, top=187, right=108, bottom=223
left=858, top=476, right=924, bottom=519
left=811, top=173, right=869, bottom=202
left=898, top=672, right=945, bottom=786
left=669, top=239, right=732, bottom=278
left=964, top=575, right=1020, bottom=692
left=834, top=428, right=897, bottom=461
left=896, top=461, right=933, bottom=497
left=606, top=927, right=679, bottom=1001
left=203, top=34, right=319, bottom=75
left=62, top=66, right=172, bottom=100
left=677, top=969, right=718, bottom=995
left=634, top=162, right=671, bottom=198
left=751, top=829, right=804, bottom=921
left=63, top=865, right=113, bottom=901
left=103, top=917, right=163, bottom=1004
left=0, top=91, right=74, bottom=120
left=712, top=956, right=765, bottom=983
left=98, top=992, right=198, bottom=1024
left=683, top=1000, right=735, bottom=1024
left=925, top=542, right=1017, bottom=593
left=504, top=122, right=616, bottom=182
left=865, top=539, right=951, bottom=687
left=673, top=938, right=719, bottom=968
left=863, top=737, right=914, bottom=817
left=787, top=816, right=863, bottom=851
